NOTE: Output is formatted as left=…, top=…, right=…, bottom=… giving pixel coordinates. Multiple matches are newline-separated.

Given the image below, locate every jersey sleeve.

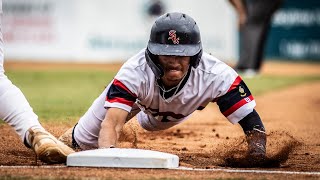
left=103, top=50, right=146, bottom=112
left=104, top=79, right=138, bottom=112
left=217, top=76, right=256, bottom=124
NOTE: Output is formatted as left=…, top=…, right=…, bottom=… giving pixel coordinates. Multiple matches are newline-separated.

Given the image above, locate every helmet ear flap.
left=145, top=49, right=164, bottom=79
left=190, top=49, right=203, bottom=68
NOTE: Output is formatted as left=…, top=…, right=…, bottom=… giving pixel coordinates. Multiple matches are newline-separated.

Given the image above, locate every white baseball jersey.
left=74, top=48, right=256, bottom=149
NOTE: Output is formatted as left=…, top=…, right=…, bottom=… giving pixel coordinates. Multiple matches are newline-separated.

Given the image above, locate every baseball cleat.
left=28, top=128, right=75, bottom=164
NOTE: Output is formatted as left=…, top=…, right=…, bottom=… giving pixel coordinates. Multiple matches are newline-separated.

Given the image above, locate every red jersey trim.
left=106, top=97, right=135, bottom=107
left=113, top=79, right=137, bottom=97
left=222, top=95, right=254, bottom=117
left=227, top=76, right=242, bottom=92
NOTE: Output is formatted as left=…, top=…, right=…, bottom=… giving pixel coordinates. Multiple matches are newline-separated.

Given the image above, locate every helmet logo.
left=168, top=30, right=180, bottom=44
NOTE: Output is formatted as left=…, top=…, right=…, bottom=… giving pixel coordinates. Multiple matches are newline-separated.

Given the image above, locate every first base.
left=66, top=148, right=179, bottom=168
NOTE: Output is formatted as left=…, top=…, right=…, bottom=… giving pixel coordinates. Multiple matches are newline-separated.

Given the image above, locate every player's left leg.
left=0, top=63, right=74, bottom=164
left=0, top=21, right=74, bottom=164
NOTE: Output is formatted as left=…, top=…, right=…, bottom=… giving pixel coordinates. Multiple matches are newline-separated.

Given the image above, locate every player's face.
left=158, top=55, right=191, bottom=88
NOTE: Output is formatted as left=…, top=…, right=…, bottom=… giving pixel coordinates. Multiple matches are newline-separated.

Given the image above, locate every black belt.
left=72, top=123, right=80, bottom=149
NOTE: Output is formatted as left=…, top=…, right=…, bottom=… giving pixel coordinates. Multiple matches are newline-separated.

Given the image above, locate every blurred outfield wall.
left=3, top=0, right=319, bottom=63
left=266, top=0, right=320, bottom=62
left=2, top=0, right=237, bottom=63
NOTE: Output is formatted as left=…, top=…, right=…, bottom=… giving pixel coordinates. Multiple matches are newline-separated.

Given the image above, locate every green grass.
left=5, top=70, right=116, bottom=123
left=3, top=69, right=320, bottom=124
left=244, top=75, right=320, bottom=95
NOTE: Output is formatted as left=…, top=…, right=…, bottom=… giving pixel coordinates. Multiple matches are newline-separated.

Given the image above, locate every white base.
left=67, top=148, right=179, bottom=168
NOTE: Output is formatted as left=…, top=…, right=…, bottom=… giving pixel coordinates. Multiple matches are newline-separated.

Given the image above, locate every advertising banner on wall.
left=266, top=0, right=320, bottom=61
left=2, top=0, right=237, bottom=63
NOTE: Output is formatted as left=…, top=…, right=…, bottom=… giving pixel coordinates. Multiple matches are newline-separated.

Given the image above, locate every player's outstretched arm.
left=238, top=109, right=266, bottom=160
left=98, top=107, right=128, bottom=148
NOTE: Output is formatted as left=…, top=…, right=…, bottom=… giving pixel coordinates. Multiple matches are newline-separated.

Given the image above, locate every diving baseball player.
left=60, top=12, right=266, bottom=161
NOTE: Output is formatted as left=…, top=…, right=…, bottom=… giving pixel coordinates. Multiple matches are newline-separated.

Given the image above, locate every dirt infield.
left=0, top=61, right=320, bottom=179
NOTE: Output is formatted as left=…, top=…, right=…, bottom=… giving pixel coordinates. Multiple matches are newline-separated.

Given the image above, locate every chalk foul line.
left=0, top=165, right=319, bottom=175
left=172, top=166, right=320, bottom=175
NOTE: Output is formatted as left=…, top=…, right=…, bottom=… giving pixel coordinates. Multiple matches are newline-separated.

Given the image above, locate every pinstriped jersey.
left=104, top=49, right=256, bottom=131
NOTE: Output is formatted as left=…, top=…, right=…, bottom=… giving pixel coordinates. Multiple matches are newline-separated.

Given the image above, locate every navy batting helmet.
left=145, top=12, right=203, bottom=78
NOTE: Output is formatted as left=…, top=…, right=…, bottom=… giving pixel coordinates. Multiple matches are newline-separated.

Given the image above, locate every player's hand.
left=246, top=129, right=267, bottom=164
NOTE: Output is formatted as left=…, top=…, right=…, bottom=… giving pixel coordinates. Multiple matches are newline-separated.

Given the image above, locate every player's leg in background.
left=237, top=0, right=267, bottom=73
left=237, top=0, right=283, bottom=75
left=237, top=14, right=267, bottom=74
